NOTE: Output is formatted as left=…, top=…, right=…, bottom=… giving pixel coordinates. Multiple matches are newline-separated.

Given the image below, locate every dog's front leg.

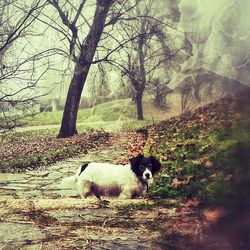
left=118, top=187, right=132, bottom=199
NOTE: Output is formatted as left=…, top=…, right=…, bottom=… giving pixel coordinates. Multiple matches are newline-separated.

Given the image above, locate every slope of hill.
left=144, top=90, right=250, bottom=205
left=142, top=90, right=250, bottom=248
left=22, top=97, right=181, bottom=128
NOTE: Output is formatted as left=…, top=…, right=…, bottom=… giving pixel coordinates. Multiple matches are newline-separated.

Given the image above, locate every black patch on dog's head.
left=129, top=154, right=161, bottom=177
left=129, top=154, right=144, bottom=176
left=79, top=162, right=89, bottom=176
left=149, top=156, right=161, bottom=174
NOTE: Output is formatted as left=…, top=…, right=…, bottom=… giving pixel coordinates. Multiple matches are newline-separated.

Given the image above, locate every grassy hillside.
left=28, top=99, right=134, bottom=125
left=144, top=91, right=250, bottom=207
left=23, top=97, right=180, bottom=129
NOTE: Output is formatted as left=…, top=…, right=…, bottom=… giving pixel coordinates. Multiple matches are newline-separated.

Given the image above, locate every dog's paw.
left=99, top=199, right=110, bottom=208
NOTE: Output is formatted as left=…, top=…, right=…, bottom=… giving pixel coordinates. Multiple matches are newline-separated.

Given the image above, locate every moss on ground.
left=117, top=199, right=180, bottom=215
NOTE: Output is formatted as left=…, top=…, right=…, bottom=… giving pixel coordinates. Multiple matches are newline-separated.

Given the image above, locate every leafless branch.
left=0, top=0, right=46, bottom=54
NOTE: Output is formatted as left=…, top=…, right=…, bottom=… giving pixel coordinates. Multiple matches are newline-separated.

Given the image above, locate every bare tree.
left=150, top=78, right=173, bottom=109
left=44, top=0, right=142, bottom=137
left=176, top=80, right=196, bottom=114
left=106, top=1, right=161, bottom=120
left=107, top=0, right=186, bottom=120
left=0, top=0, right=52, bottom=131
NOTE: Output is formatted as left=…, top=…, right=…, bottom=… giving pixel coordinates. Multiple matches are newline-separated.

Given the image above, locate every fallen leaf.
left=205, top=160, right=214, bottom=168
left=184, top=199, right=200, bottom=208
left=203, top=207, right=224, bottom=223
left=159, top=208, right=177, bottom=216
left=224, top=174, right=233, bottom=181
left=171, top=178, right=189, bottom=188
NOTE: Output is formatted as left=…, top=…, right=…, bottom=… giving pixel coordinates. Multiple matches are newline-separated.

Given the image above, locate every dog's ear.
left=149, top=156, right=161, bottom=174
left=129, top=154, right=143, bottom=174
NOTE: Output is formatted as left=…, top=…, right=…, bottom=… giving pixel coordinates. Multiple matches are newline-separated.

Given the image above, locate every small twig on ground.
left=79, top=213, right=135, bottom=220
left=102, top=217, right=116, bottom=228
left=1, top=219, right=35, bottom=224
left=194, top=223, right=203, bottom=241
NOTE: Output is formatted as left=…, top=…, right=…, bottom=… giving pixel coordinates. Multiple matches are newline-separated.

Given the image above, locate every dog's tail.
left=62, top=163, right=89, bottom=188
left=61, top=175, right=77, bottom=187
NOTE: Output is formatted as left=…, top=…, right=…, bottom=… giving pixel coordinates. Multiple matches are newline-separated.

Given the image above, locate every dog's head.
left=129, top=154, right=161, bottom=180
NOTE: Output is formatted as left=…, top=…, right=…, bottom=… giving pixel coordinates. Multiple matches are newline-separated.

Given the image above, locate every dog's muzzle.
left=143, top=169, right=152, bottom=180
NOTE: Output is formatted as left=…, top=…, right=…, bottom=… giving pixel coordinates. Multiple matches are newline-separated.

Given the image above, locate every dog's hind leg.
left=91, top=185, right=101, bottom=199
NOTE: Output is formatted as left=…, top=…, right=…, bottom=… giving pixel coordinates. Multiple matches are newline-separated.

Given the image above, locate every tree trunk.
left=58, top=0, right=112, bottom=138
left=192, top=82, right=201, bottom=103
left=58, top=63, right=89, bottom=137
left=136, top=20, right=146, bottom=121
left=136, top=90, right=144, bottom=120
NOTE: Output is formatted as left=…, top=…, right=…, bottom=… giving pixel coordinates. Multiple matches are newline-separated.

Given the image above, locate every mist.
left=179, top=0, right=250, bottom=85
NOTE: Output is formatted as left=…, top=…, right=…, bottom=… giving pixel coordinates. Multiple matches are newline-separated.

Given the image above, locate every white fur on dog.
left=62, top=163, right=148, bottom=199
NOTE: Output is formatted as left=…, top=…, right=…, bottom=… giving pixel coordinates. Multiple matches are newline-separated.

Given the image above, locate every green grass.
left=20, top=97, right=178, bottom=130
left=13, top=98, right=163, bottom=133
left=22, top=99, right=135, bottom=126
left=205, top=119, right=250, bottom=204
left=0, top=98, right=154, bottom=170
left=76, top=119, right=153, bottom=132
left=117, top=199, right=180, bottom=215
left=148, top=110, right=250, bottom=205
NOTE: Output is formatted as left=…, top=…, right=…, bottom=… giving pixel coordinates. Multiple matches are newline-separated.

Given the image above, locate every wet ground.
left=0, top=133, right=205, bottom=249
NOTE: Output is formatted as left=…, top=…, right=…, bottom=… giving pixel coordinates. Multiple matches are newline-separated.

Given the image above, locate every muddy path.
left=0, top=132, right=206, bottom=250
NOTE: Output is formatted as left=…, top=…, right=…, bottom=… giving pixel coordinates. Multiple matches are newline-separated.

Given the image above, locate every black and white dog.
left=62, top=154, right=161, bottom=199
